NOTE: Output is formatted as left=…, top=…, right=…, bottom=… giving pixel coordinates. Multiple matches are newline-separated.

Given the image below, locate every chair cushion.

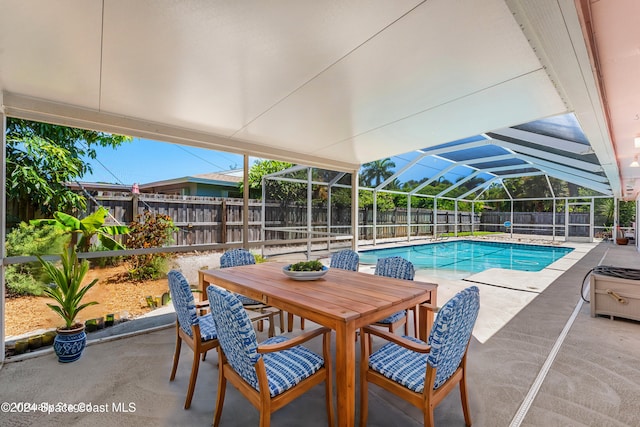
left=220, top=249, right=256, bottom=268
left=330, top=249, right=359, bottom=271
left=376, top=310, right=406, bottom=325
left=167, top=270, right=198, bottom=338
left=426, top=286, right=479, bottom=389
left=369, top=287, right=480, bottom=392
left=208, top=285, right=323, bottom=397
left=260, top=336, right=325, bottom=397
left=374, top=257, right=415, bottom=280
left=219, top=250, right=263, bottom=306
left=368, top=335, right=428, bottom=393
left=198, top=314, right=218, bottom=342
left=236, top=294, right=263, bottom=306
left=208, top=285, right=262, bottom=385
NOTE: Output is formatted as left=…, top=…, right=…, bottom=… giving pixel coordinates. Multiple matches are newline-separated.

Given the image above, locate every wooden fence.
left=88, top=192, right=606, bottom=243
left=85, top=193, right=482, bottom=245
left=480, top=211, right=605, bottom=236
left=80, top=193, right=611, bottom=243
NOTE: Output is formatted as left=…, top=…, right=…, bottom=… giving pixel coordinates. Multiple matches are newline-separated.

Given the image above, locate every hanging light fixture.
left=630, top=155, right=640, bottom=168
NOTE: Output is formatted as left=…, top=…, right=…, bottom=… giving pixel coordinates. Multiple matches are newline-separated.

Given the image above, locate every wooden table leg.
left=287, top=312, right=294, bottom=332
left=419, top=304, right=433, bottom=342
left=418, top=291, right=437, bottom=342
left=334, top=322, right=356, bottom=427
left=199, top=271, right=210, bottom=302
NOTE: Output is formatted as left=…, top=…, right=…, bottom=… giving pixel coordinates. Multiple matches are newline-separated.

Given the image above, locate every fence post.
left=407, top=196, right=412, bottom=242
left=221, top=199, right=227, bottom=244
left=471, top=203, right=475, bottom=236
left=454, top=200, right=458, bottom=237
left=132, top=193, right=139, bottom=219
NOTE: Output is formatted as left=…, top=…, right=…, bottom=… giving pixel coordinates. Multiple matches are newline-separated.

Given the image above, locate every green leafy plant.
left=5, top=268, right=43, bottom=297
left=126, top=211, right=177, bottom=281
left=38, top=246, right=99, bottom=329
left=6, top=118, right=130, bottom=217
left=4, top=222, right=69, bottom=296
left=289, top=260, right=324, bottom=271
left=31, top=207, right=129, bottom=252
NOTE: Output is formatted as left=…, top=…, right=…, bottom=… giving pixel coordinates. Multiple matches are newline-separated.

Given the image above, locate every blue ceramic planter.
left=53, top=325, right=87, bottom=363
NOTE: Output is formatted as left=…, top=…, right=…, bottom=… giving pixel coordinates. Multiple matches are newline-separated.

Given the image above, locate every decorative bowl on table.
left=282, top=261, right=329, bottom=281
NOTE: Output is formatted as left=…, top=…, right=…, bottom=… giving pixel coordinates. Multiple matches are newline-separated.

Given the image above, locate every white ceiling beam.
left=375, top=151, right=429, bottom=190
left=501, top=180, right=514, bottom=200
left=263, top=164, right=309, bottom=179
left=418, top=139, right=489, bottom=157
left=483, top=164, right=536, bottom=174
left=328, top=172, right=347, bottom=186
left=498, top=168, right=610, bottom=194
left=458, top=177, right=499, bottom=199
left=409, top=162, right=461, bottom=195
left=515, top=153, right=609, bottom=183
left=496, top=172, right=546, bottom=180
left=540, top=170, right=612, bottom=195
left=489, top=127, right=593, bottom=154
left=490, top=138, right=602, bottom=173
left=437, top=171, right=481, bottom=197
left=465, top=153, right=517, bottom=165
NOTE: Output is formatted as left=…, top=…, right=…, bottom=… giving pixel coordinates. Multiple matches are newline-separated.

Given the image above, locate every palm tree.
left=361, top=158, right=396, bottom=187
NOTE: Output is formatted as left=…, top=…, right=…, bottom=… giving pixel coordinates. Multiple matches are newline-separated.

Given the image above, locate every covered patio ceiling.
left=0, top=1, right=637, bottom=198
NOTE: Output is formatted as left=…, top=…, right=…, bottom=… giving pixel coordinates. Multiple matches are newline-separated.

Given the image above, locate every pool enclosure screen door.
left=565, top=201, right=594, bottom=243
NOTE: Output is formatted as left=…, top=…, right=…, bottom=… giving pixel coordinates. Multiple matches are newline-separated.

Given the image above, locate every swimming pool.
left=359, top=240, right=573, bottom=275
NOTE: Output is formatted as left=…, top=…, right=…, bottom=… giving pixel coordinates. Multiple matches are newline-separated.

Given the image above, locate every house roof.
left=139, top=171, right=241, bottom=189
left=1, top=1, right=637, bottom=198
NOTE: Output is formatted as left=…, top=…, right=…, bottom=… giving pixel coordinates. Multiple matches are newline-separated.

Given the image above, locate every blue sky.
left=82, top=138, right=247, bottom=185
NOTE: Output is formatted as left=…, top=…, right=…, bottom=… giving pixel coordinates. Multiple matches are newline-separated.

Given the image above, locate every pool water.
left=359, top=240, right=573, bottom=276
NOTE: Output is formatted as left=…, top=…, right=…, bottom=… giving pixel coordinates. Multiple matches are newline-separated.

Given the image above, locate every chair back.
left=374, top=256, right=415, bottom=280
left=220, top=248, right=256, bottom=268
left=168, top=270, right=199, bottom=337
left=206, top=285, right=261, bottom=389
left=330, top=249, right=359, bottom=271
left=427, top=286, right=480, bottom=389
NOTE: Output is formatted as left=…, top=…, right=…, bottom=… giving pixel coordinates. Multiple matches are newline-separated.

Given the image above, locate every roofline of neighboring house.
left=67, top=169, right=243, bottom=192
left=138, top=175, right=240, bottom=189
left=66, top=181, right=132, bottom=191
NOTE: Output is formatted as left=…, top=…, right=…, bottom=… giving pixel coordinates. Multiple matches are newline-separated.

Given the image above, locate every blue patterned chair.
left=220, top=248, right=284, bottom=334
left=372, top=256, right=415, bottom=335
left=167, top=270, right=219, bottom=409
left=330, top=249, right=360, bottom=271
left=359, top=286, right=480, bottom=427
left=206, top=285, right=335, bottom=427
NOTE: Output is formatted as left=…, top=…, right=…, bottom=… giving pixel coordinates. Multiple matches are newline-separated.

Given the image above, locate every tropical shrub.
left=4, top=222, right=68, bottom=296
left=126, top=211, right=177, bottom=281
left=30, top=207, right=129, bottom=252
left=5, top=268, right=43, bottom=297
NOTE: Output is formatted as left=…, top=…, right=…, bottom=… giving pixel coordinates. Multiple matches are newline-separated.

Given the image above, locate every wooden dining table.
left=199, top=262, right=437, bottom=427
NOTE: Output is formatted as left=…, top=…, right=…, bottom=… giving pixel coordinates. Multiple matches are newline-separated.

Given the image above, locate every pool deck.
left=1, top=240, right=640, bottom=426
left=355, top=235, right=596, bottom=343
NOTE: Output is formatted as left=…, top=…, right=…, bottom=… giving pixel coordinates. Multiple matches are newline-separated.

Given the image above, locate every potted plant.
left=38, top=246, right=99, bottom=363
left=615, top=226, right=629, bottom=245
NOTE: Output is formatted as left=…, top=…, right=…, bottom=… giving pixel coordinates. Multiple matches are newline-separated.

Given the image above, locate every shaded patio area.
left=1, top=242, right=639, bottom=426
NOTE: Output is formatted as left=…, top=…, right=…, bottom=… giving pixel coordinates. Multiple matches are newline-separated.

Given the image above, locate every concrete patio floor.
left=1, top=241, right=640, bottom=426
